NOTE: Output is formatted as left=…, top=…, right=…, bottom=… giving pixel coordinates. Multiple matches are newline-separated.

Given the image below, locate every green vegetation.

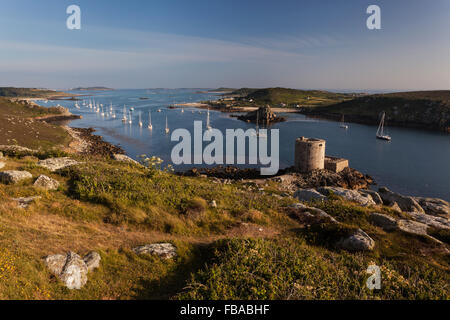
left=177, top=237, right=449, bottom=300
left=0, top=98, right=71, bottom=150
left=0, top=97, right=449, bottom=300
left=243, top=88, right=352, bottom=106
left=0, top=87, right=70, bottom=98
left=303, top=90, right=450, bottom=131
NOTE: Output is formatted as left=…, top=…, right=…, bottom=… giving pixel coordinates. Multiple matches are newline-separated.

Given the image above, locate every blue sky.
left=1, top=0, right=449, bottom=90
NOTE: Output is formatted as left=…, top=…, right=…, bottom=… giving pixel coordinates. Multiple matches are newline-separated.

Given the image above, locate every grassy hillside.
left=0, top=153, right=448, bottom=299
left=234, top=87, right=353, bottom=107
left=0, top=87, right=71, bottom=99
left=0, top=98, right=448, bottom=300
left=0, top=98, right=71, bottom=150
left=302, top=90, right=450, bottom=131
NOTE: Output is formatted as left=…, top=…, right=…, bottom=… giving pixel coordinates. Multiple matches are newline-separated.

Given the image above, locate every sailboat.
left=376, top=112, right=391, bottom=141
left=340, top=115, right=349, bottom=129
left=138, top=111, right=143, bottom=127
left=206, top=108, right=212, bottom=130
left=122, top=105, right=127, bottom=122
left=181, top=108, right=184, bottom=113
left=147, top=111, right=152, bottom=130
left=165, top=116, right=170, bottom=134
left=128, top=111, right=132, bottom=124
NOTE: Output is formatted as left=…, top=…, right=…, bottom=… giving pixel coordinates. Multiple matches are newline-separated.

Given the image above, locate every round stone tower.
left=294, top=137, right=326, bottom=173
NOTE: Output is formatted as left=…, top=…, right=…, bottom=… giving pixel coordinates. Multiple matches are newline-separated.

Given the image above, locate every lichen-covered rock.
left=83, top=251, right=101, bottom=272
left=294, top=189, right=327, bottom=202
left=0, top=170, right=32, bottom=184
left=288, top=205, right=338, bottom=225
left=378, top=187, right=424, bottom=213
left=37, top=157, right=80, bottom=172
left=413, top=197, right=450, bottom=218
left=112, top=154, right=140, bottom=165
left=388, top=202, right=403, bottom=212
left=397, top=219, right=428, bottom=236
left=337, top=229, right=375, bottom=252
left=44, top=252, right=88, bottom=290
left=33, top=175, right=60, bottom=190
left=44, top=254, right=67, bottom=275
left=12, top=196, right=41, bottom=209
left=405, top=212, right=450, bottom=230
left=133, top=243, right=177, bottom=259
left=318, top=187, right=376, bottom=207
left=0, top=162, right=4, bottom=169
left=59, top=252, right=88, bottom=290
left=369, top=212, right=398, bottom=231
left=359, top=189, right=383, bottom=205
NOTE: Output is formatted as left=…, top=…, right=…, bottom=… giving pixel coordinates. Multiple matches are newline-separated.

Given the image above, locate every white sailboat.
left=122, top=105, right=127, bottom=122
left=138, top=111, right=143, bottom=127
left=128, top=111, right=132, bottom=124
left=165, top=116, right=170, bottom=134
left=206, top=108, right=212, bottom=130
left=147, top=111, right=152, bottom=130
left=340, top=115, right=349, bottom=129
left=376, top=111, right=391, bottom=141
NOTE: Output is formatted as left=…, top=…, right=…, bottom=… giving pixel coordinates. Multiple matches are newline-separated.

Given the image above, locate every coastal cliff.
left=301, top=91, right=450, bottom=132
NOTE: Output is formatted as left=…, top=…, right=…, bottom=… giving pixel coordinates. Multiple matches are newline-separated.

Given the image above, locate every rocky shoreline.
left=179, top=166, right=374, bottom=190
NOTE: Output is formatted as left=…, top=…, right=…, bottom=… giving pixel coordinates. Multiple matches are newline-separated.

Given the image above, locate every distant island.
left=71, top=87, right=114, bottom=91
left=0, top=87, right=76, bottom=100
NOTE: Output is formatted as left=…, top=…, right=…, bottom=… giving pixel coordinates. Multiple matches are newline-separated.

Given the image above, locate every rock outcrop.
left=317, top=187, right=376, bottom=207
left=358, top=189, right=383, bottom=205
left=12, top=196, right=41, bottom=209
left=37, top=157, right=80, bottom=172
left=405, top=211, right=450, bottom=230
left=83, top=251, right=102, bottom=272
left=337, top=229, right=375, bottom=252
left=413, top=197, right=450, bottom=218
left=0, top=162, right=4, bottom=170
left=133, top=243, right=177, bottom=259
left=0, top=170, right=32, bottom=184
left=369, top=212, right=398, bottom=231
left=287, top=204, right=338, bottom=225
left=378, top=187, right=424, bottom=213
left=33, top=175, right=60, bottom=190
left=397, top=220, right=428, bottom=236
left=44, top=251, right=100, bottom=289
left=112, top=154, right=140, bottom=165
left=294, top=189, right=327, bottom=202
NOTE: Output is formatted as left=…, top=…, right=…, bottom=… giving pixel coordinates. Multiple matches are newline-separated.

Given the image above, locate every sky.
left=0, top=0, right=449, bottom=90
